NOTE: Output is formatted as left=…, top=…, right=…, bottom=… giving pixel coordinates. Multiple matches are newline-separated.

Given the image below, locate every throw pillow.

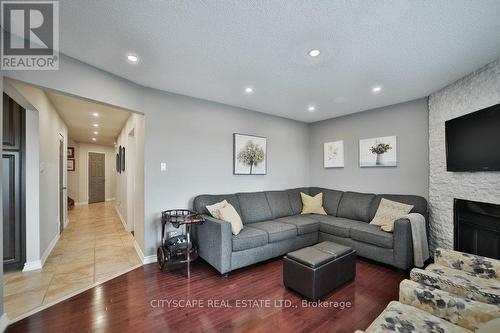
left=206, top=200, right=227, bottom=218
left=300, top=192, right=327, bottom=215
left=216, top=203, right=244, bottom=235
left=370, top=198, right=414, bottom=232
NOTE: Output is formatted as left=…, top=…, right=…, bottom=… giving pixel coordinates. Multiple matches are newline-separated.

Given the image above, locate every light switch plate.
left=160, top=162, right=167, bottom=171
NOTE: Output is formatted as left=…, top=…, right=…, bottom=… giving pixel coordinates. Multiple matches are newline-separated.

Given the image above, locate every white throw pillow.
left=206, top=200, right=227, bottom=218
left=370, top=198, right=414, bottom=232
left=216, top=203, right=244, bottom=235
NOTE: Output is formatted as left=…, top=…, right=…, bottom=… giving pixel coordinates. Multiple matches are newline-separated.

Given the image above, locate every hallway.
left=3, top=202, right=141, bottom=320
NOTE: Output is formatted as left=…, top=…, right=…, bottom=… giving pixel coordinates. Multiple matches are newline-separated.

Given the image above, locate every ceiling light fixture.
left=307, top=105, right=316, bottom=112
left=372, top=86, right=382, bottom=93
left=92, top=138, right=97, bottom=141
left=93, top=131, right=98, bottom=135
left=127, top=54, right=139, bottom=63
left=92, top=112, right=99, bottom=117
left=93, top=124, right=99, bottom=128
left=308, top=49, right=321, bottom=57
left=244, top=87, right=253, bottom=94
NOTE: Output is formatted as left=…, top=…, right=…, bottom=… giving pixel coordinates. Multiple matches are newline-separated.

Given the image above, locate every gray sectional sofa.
left=193, top=187, right=427, bottom=275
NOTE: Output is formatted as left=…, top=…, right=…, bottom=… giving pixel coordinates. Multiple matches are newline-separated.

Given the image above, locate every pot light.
left=308, top=49, right=321, bottom=57
left=93, top=131, right=98, bottom=135
left=372, top=86, right=382, bottom=93
left=93, top=124, right=99, bottom=128
left=92, top=112, right=99, bottom=117
left=92, top=138, right=97, bottom=141
left=307, top=105, right=316, bottom=112
left=244, top=87, right=253, bottom=94
left=127, top=54, right=139, bottom=63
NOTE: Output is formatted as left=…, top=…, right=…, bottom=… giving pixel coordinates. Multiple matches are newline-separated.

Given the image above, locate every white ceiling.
left=59, top=0, right=500, bottom=122
left=45, top=90, right=131, bottom=146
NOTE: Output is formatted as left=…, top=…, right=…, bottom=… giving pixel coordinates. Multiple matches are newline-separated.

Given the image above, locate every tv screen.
left=445, top=103, right=500, bottom=171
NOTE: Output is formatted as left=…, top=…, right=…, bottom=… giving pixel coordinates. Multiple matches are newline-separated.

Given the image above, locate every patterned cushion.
left=435, top=248, right=500, bottom=280
left=399, top=279, right=500, bottom=331
left=365, top=301, right=471, bottom=333
left=410, top=264, right=500, bottom=305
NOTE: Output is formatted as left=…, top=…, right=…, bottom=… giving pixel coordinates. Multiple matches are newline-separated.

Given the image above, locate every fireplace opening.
left=454, top=199, right=500, bottom=259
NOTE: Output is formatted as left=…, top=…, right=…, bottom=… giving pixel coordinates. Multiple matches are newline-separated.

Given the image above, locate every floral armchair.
left=358, top=249, right=500, bottom=333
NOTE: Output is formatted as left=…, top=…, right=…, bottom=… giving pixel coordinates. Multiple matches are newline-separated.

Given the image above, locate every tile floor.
left=3, top=201, right=142, bottom=319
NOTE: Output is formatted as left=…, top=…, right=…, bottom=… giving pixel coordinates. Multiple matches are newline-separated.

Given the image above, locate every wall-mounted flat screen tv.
left=445, top=103, right=500, bottom=171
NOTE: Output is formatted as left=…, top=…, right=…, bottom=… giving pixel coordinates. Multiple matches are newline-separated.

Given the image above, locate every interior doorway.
left=88, top=152, right=106, bottom=204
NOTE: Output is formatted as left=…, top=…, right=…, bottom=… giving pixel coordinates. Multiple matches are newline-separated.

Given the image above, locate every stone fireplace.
left=428, top=59, right=500, bottom=252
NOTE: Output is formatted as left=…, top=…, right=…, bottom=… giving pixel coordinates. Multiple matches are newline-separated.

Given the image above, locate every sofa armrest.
left=195, top=215, right=232, bottom=274
left=435, top=248, right=500, bottom=280
left=393, top=218, right=413, bottom=270
left=399, top=279, right=500, bottom=331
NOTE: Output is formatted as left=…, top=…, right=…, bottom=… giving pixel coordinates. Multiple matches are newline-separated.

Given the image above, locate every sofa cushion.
left=300, top=192, right=327, bottom=215
left=276, top=215, right=320, bottom=235
left=265, top=191, right=293, bottom=219
left=287, top=187, right=310, bottom=215
left=193, top=194, right=242, bottom=216
left=369, top=194, right=428, bottom=220
left=232, top=226, right=268, bottom=251
left=337, top=191, right=376, bottom=222
left=350, top=223, right=394, bottom=248
left=250, top=221, right=297, bottom=243
left=236, top=192, right=273, bottom=224
left=309, top=187, right=344, bottom=216
left=319, top=216, right=368, bottom=238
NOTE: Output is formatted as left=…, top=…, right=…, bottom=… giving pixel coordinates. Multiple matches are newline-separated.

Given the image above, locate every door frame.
left=126, top=128, right=136, bottom=232
left=58, top=133, right=66, bottom=234
left=87, top=151, right=106, bottom=204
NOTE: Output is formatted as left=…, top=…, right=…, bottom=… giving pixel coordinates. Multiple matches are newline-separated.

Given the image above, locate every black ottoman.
left=283, top=241, right=356, bottom=301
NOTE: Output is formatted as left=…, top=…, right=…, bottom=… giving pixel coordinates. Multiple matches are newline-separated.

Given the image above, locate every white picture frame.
left=233, top=133, right=267, bottom=175
left=359, top=136, right=397, bottom=167
left=323, top=141, right=344, bottom=168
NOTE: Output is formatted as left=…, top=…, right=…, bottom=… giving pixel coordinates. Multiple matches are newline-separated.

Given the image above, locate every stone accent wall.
left=428, top=59, right=500, bottom=251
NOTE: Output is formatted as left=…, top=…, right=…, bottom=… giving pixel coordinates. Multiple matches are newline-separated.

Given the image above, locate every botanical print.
left=359, top=136, right=397, bottom=167
left=234, top=134, right=267, bottom=175
left=323, top=141, right=344, bottom=168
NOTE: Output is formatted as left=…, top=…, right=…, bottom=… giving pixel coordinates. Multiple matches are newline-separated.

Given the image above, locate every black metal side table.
left=157, top=210, right=204, bottom=278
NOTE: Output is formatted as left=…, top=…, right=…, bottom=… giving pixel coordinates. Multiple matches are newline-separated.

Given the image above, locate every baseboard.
left=143, top=255, right=157, bottom=264
left=106, top=197, right=116, bottom=201
left=75, top=201, right=88, bottom=206
left=114, top=204, right=129, bottom=231
left=133, top=239, right=157, bottom=265
left=0, top=313, right=10, bottom=332
left=41, top=232, right=60, bottom=266
left=22, top=260, right=42, bottom=272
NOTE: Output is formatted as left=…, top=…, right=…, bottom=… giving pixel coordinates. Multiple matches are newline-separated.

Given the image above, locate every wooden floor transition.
left=6, top=257, right=406, bottom=332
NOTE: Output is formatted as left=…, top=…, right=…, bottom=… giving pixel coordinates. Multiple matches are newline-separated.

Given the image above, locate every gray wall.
left=428, top=59, right=500, bottom=252
left=309, top=98, right=429, bottom=198
left=143, top=88, right=310, bottom=255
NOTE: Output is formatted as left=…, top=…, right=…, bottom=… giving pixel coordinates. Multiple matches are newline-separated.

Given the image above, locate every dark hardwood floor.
left=7, top=258, right=406, bottom=333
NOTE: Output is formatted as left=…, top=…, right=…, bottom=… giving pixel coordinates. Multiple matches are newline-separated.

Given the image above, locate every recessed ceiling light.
left=372, top=86, right=382, bottom=93
left=127, top=54, right=139, bottom=63
left=92, top=138, right=97, bottom=141
left=93, top=131, right=98, bottom=135
left=244, top=87, right=253, bottom=94
left=92, top=112, right=99, bottom=117
left=308, top=49, right=321, bottom=57
left=93, top=124, right=99, bottom=128
left=307, top=105, right=316, bottom=112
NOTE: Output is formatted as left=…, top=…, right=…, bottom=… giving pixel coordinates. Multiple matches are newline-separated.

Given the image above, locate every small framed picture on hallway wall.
left=67, top=147, right=75, bottom=158
left=67, top=159, right=75, bottom=171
